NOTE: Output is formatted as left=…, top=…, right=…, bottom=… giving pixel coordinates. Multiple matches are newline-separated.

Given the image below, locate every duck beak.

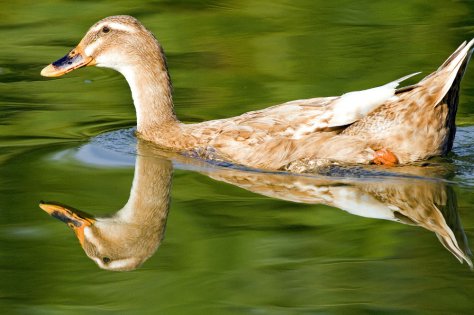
left=39, top=201, right=95, bottom=246
left=41, top=44, right=95, bottom=77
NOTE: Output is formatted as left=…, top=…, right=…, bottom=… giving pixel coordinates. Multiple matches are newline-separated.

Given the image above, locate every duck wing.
left=187, top=73, right=419, bottom=169
left=197, top=71, right=420, bottom=141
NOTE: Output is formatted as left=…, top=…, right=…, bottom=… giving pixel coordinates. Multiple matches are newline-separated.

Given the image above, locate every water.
left=1, top=1, right=474, bottom=314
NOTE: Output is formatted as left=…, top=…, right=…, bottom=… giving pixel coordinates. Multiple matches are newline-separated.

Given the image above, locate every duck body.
left=41, top=15, right=474, bottom=172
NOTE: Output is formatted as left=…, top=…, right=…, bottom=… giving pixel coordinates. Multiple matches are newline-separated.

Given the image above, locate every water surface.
left=1, top=1, right=474, bottom=314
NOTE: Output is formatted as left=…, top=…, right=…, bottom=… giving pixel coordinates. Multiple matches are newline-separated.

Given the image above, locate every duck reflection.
left=40, top=141, right=472, bottom=270
left=207, top=167, right=472, bottom=268
left=40, top=142, right=172, bottom=271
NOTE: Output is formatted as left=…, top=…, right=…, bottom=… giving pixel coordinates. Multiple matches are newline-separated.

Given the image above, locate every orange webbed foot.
left=373, top=148, right=398, bottom=166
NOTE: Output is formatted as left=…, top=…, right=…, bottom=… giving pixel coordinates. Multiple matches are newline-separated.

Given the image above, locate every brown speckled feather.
left=341, top=40, right=474, bottom=164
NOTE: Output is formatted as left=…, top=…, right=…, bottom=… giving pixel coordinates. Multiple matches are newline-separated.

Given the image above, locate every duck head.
left=40, top=15, right=175, bottom=136
left=41, top=15, right=163, bottom=77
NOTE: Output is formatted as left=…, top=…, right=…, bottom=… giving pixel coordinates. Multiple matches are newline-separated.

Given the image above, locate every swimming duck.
left=41, top=15, right=474, bottom=171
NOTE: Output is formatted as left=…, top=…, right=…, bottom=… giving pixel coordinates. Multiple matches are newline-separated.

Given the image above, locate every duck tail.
left=438, top=39, right=474, bottom=71
left=411, top=39, right=474, bottom=152
left=420, top=39, right=474, bottom=106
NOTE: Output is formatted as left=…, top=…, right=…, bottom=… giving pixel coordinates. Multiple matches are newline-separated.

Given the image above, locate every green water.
left=2, top=1, right=474, bottom=314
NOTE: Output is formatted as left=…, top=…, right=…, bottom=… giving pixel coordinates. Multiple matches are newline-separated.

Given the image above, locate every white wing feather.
left=291, top=72, right=420, bottom=139
left=328, top=72, right=421, bottom=127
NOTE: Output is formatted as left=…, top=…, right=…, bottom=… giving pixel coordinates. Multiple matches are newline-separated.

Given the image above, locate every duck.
left=41, top=15, right=474, bottom=171
left=39, top=139, right=472, bottom=271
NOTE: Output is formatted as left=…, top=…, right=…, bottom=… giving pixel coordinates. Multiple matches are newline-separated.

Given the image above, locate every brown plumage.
left=41, top=15, right=474, bottom=172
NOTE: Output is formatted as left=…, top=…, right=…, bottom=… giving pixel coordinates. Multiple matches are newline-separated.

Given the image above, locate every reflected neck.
left=119, top=149, right=172, bottom=226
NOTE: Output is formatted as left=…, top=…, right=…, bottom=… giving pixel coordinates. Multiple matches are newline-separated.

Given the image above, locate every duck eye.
left=102, top=257, right=111, bottom=263
left=102, top=26, right=110, bottom=33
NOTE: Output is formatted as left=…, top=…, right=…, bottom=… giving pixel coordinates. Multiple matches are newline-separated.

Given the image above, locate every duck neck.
left=118, top=53, right=179, bottom=138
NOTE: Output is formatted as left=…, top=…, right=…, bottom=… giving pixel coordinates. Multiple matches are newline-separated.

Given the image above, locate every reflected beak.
left=39, top=201, right=95, bottom=246
left=41, top=44, right=95, bottom=77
